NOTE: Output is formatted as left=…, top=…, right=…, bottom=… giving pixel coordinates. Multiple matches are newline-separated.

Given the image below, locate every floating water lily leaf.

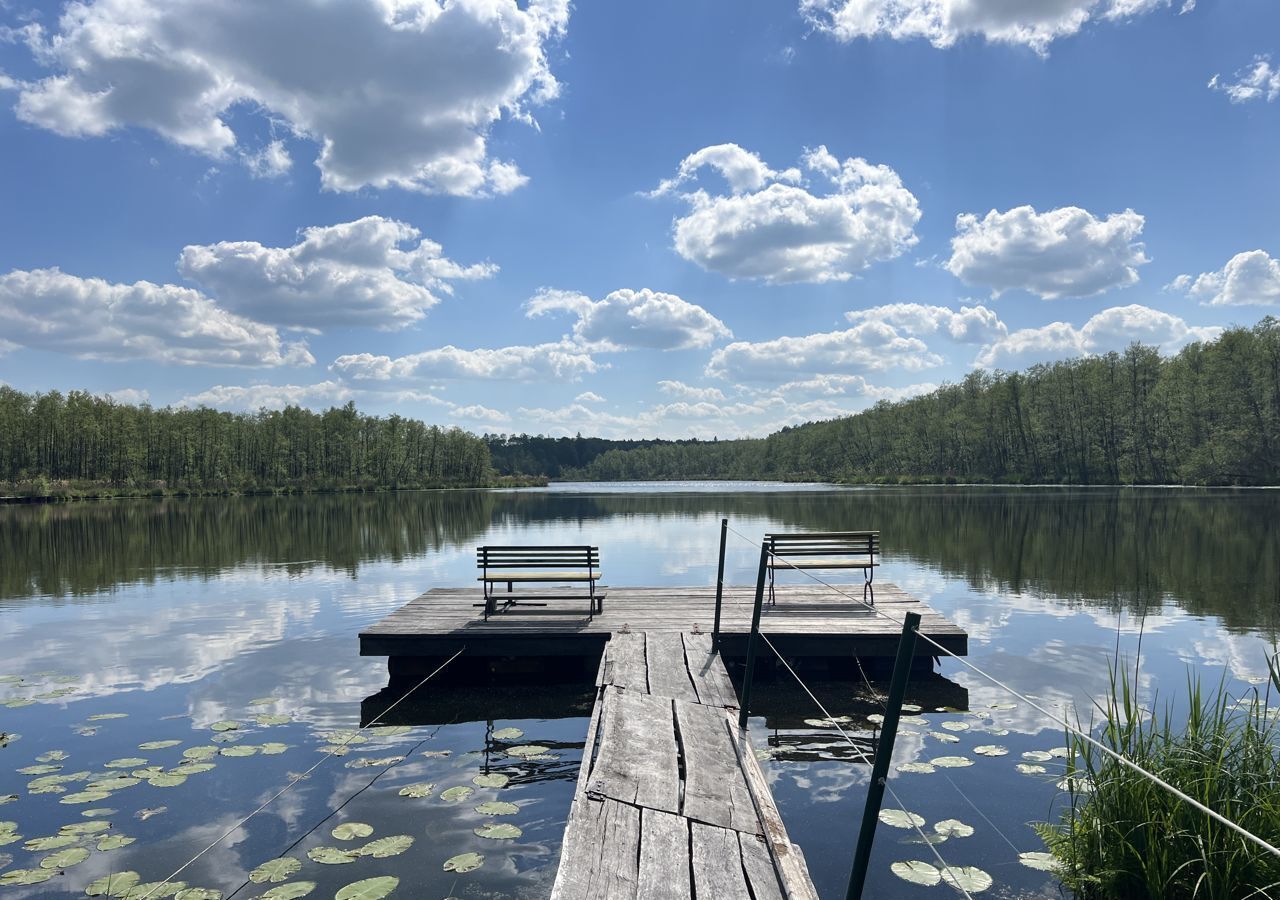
left=1019, top=851, right=1058, bottom=872
left=86, top=870, right=141, bottom=895
left=474, top=823, right=522, bottom=840
left=260, top=743, right=290, bottom=755
left=933, top=819, right=974, bottom=838
left=973, top=745, right=1008, bottom=757
left=369, top=726, right=410, bottom=737
left=475, top=800, right=519, bottom=816
left=87, top=714, right=127, bottom=721
left=148, top=773, right=187, bottom=787
left=82, top=808, right=117, bottom=818
left=896, top=762, right=936, bottom=774
left=18, top=764, right=63, bottom=775
left=249, top=857, right=301, bottom=883
left=260, top=884, right=316, bottom=900
left=930, top=756, right=974, bottom=768
left=1048, top=747, right=1071, bottom=758
left=91, top=776, right=141, bottom=791
left=472, top=773, right=509, bottom=788
left=0, top=830, right=20, bottom=848
left=505, top=745, right=549, bottom=758
left=3, top=699, right=34, bottom=709
left=136, top=807, right=166, bottom=820
left=443, top=852, right=484, bottom=874
left=255, top=715, right=292, bottom=727
left=939, top=721, right=970, bottom=732
left=139, top=740, right=182, bottom=751
left=802, top=718, right=832, bottom=728
left=131, top=767, right=165, bottom=778
left=928, top=731, right=960, bottom=744
left=61, top=790, right=112, bottom=804
left=0, top=868, right=55, bottom=885
left=36, top=750, right=68, bottom=762
left=74, top=726, right=100, bottom=736
left=317, top=745, right=351, bottom=757
left=1021, top=750, right=1053, bottom=762
left=173, top=888, right=222, bottom=900
left=98, top=834, right=136, bottom=851
left=866, top=714, right=884, bottom=725
left=0, top=795, right=15, bottom=805
left=420, top=750, right=451, bottom=758
left=40, top=845, right=90, bottom=868
left=1016, top=763, right=1047, bottom=775
left=491, top=727, right=524, bottom=741
left=940, top=865, right=993, bottom=893
left=210, top=721, right=238, bottom=732
left=900, top=715, right=929, bottom=726
left=307, top=846, right=358, bottom=864
left=0, top=675, right=21, bottom=684
left=106, top=758, right=148, bottom=769
left=331, top=822, right=374, bottom=841
left=320, top=731, right=366, bottom=745
left=248, top=697, right=279, bottom=706
left=440, top=786, right=473, bottom=802
left=357, top=835, right=413, bottom=858
left=62, top=820, right=110, bottom=835
left=878, top=809, right=925, bottom=829
left=335, top=877, right=399, bottom=900
left=345, top=756, right=403, bottom=769
left=1057, top=776, right=1095, bottom=793
left=24, top=834, right=77, bottom=851
left=183, top=746, right=219, bottom=761
left=177, top=763, right=216, bottom=775
left=120, top=881, right=186, bottom=898
left=219, top=746, right=258, bottom=758
left=891, top=860, right=941, bottom=886
left=397, top=782, right=435, bottom=798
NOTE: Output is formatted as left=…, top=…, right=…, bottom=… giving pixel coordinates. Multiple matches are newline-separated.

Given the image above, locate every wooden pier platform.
left=551, top=631, right=818, bottom=899
left=359, top=582, right=967, bottom=660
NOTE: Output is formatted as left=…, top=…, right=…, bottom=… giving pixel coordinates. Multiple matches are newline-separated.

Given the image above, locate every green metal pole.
left=738, top=542, right=769, bottom=729
left=713, top=518, right=728, bottom=649
left=846, top=610, right=921, bottom=900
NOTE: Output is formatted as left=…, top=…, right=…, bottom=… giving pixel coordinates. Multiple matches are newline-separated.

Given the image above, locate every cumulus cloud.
left=657, top=381, right=728, bottom=402
left=1169, top=250, right=1280, bottom=307
left=771, top=373, right=938, bottom=401
left=975, top=304, right=1221, bottom=368
left=0, top=267, right=313, bottom=367
left=947, top=205, right=1148, bottom=299
left=652, top=143, right=921, bottom=284
left=331, top=341, right=599, bottom=383
left=179, top=381, right=357, bottom=411
left=449, top=404, right=510, bottom=423
left=799, top=0, right=1179, bottom=55
left=107, top=388, right=151, bottom=405
left=7, top=0, right=568, bottom=195
left=1209, top=56, right=1280, bottom=104
left=242, top=140, right=292, bottom=179
left=178, top=216, right=494, bottom=331
left=845, top=302, right=1007, bottom=343
left=706, top=320, right=942, bottom=381
left=525, top=287, right=731, bottom=350
left=575, top=391, right=606, bottom=403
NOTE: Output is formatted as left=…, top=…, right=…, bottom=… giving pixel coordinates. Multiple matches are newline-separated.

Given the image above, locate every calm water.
left=1, top=484, right=1278, bottom=898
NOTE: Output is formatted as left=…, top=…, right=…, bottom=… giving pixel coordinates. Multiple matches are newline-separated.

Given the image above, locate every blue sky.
left=1, top=0, right=1278, bottom=438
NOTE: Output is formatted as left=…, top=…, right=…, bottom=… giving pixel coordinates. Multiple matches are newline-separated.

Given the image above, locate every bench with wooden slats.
left=764, top=531, right=879, bottom=605
left=477, top=545, right=604, bottom=619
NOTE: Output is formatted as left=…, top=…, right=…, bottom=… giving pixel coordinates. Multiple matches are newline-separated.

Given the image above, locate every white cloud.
left=799, top=0, right=1178, bottom=55
left=180, top=380, right=357, bottom=411
left=448, top=404, right=510, bottom=423
left=1169, top=250, right=1280, bottom=307
left=0, top=267, right=313, bottom=367
left=845, top=302, right=1007, bottom=343
left=242, top=140, right=292, bottom=179
left=657, top=380, right=728, bottom=402
left=575, top=391, right=606, bottom=403
left=975, top=304, right=1221, bottom=368
left=177, top=216, right=494, bottom=332
left=1209, top=56, right=1280, bottom=104
left=706, top=320, right=942, bottom=381
left=525, top=287, right=731, bottom=350
left=331, top=341, right=599, bottom=383
left=9, top=0, right=568, bottom=195
left=654, top=143, right=921, bottom=284
left=947, top=205, right=1148, bottom=299
left=107, top=388, right=150, bottom=405
left=771, top=373, right=938, bottom=402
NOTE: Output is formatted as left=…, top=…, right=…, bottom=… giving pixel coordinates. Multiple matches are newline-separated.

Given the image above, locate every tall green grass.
left=1035, top=658, right=1280, bottom=899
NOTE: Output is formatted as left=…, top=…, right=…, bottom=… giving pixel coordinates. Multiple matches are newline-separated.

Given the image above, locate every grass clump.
left=1035, top=660, right=1280, bottom=900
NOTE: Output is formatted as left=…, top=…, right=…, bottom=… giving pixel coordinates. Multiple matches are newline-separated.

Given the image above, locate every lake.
left=1, top=484, right=1277, bottom=898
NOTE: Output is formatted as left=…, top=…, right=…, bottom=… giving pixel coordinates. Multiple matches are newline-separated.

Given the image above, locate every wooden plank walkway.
left=360, top=583, right=967, bottom=659
left=551, top=632, right=818, bottom=900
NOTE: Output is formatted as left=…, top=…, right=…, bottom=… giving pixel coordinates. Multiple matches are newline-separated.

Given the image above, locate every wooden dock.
left=551, top=631, right=818, bottom=899
left=359, top=583, right=967, bottom=660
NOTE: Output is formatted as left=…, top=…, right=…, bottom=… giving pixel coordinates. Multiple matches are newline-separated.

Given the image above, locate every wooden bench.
left=764, top=531, right=879, bottom=605
left=477, top=545, right=603, bottom=620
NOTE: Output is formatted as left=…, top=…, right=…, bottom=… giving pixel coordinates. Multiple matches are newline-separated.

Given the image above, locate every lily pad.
left=18, top=764, right=63, bottom=775
left=260, top=884, right=316, bottom=900
left=1021, top=750, right=1054, bottom=762
left=255, top=715, right=292, bottom=727
left=1019, top=851, right=1059, bottom=872
left=136, top=807, right=167, bottom=820
left=1016, top=763, right=1047, bottom=775
left=260, top=743, right=290, bottom=755
left=249, top=857, right=301, bottom=883
left=441, top=786, right=474, bottom=802
left=61, top=790, right=112, bottom=804
left=0, top=795, right=16, bottom=805
left=1057, top=776, right=1095, bottom=793
left=397, top=782, right=435, bottom=798
left=61, top=821, right=110, bottom=835
left=86, top=714, right=128, bottom=721
left=81, top=808, right=117, bottom=818
left=183, top=746, right=219, bottom=760
left=139, top=740, right=183, bottom=750
left=177, top=763, right=216, bottom=775
left=475, top=801, right=519, bottom=816
left=334, top=877, right=399, bottom=900
left=973, top=745, right=1008, bottom=757
left=940, top=865, right=993, bottom=893
left=106, top=758, right=148, bottom=769
left=120, top=881, right=186, bottom=898
left=878, top=809, right=925, bottom=829
left=1048, top=747, right=1071, bottom=758
left=174, top=889, right=222, bottom=900
left=939, top=721, right=970, bottom=732
left=896, top=762, right=936, bottom=774
left=505, top=745, right=549, bottom=758
left=933, top=819, right=974, bottom=838
left=369, top=726, right=411, bottom=737
left=491, top=727, right=524, bottom=741
left=210, top=721, right=239, bottom=732
left=98, top=834, right=136, bottom=850
left=248, top=697, right=279, bottom=706
left=331, top=822, right=374, bottom=841
left=930, top=756, right=974, bottom=768
left=307, top=846, right=358, bottom=864
left=420, top=750, right=451, bottom=758
left=86, top=871, right=141, bottom=896
left=148, top=773, right=187, bottom=787
left=474, top=823, right=522, bottom=840
left=472, top=773, right=510, bottom=788
left=357, top=835, right=413, bottom=858
left=3, top=699, right=35, bottom=709
left=320, top=731, right=366, bottom=745
left=929, top=731, right=960, bottom=743
left=36, top=750, right=69, bottom=762
left=891, top=860, right=941, bottom=886
left=345, top=756, right=403, bottom=769
left=443, top=852, right=484, bottom=874
left=40, top=845, right=90, bottom=868
left=219, top=745, right=258, bottom=758
left=0, top=868, right=56, bottom=885
left=90, top=776, right=141, bottom=791
left=24, top=834, right=78, bottom=851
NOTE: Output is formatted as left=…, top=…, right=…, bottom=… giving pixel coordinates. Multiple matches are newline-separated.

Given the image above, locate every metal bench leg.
left=864, top=570, right=874, bottom=605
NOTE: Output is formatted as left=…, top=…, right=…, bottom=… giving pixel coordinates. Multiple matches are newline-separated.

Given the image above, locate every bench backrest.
left=477, top=545, right=600, bottom=570
left=765, top=531, right=879, bottom=559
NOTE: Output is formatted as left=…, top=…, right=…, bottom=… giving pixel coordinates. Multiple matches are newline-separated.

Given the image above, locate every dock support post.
left=846, top=610, right=921, bottom=900
left=713, top=518, right=728, bottom=649
left=737, top=542, right=770, bottom=729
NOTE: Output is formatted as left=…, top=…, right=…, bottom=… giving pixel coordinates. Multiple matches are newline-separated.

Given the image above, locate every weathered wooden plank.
left=642, top=632, right=701, bottom=703
left=682, top=633, right=740, bottom=709
left=589, top=688, right=680, bottom=814
left=550, top=797, right=640, bottom=899
left=690, top=822, right=751, bottom=898
left=739, top=831, right=786, bottom=900
left=599, top=632, right=647, bottom=692
left=674, top=700, right=760, bottom=835
left=637, top=808, right=691, bottom=900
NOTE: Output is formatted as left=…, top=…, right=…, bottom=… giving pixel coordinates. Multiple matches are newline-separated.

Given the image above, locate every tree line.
left=0, top=390, right=496, bottom=496
left=565, top=317, right=1280, bottom=486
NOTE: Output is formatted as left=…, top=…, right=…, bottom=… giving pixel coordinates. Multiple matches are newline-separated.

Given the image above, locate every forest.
left=0, top=390, right=497, bottom=497
left=556, top=317, right=1280, bottom=486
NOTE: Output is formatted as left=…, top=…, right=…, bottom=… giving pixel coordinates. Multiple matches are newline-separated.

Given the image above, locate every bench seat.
left=480, top=571, right=603, bottom=582
left=767, top=559, right=877, bottom=570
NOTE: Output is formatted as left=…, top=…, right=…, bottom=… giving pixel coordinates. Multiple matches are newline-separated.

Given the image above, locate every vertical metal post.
left=846, top=611, right=921, bottom=900
left=713, top=518, right=728, bottom=648
left=737, top=542, right=770, bottom=729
